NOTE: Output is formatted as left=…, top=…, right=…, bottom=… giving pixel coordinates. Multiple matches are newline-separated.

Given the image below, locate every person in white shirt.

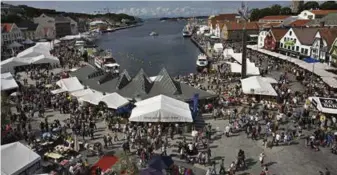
left=275, top=133, right=281, bottom=146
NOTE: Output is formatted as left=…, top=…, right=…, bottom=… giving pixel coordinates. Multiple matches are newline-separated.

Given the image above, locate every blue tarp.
left=148, top=155, right=174, bottom=171
left=115, top=103, right=134, bottom=114
left=303, top=57, right=320, bottom=63
left=190, top=93, right=199, bottom=120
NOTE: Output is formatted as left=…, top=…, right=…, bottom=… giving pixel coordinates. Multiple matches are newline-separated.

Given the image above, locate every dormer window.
left=289, top=31, right=292, bottom=36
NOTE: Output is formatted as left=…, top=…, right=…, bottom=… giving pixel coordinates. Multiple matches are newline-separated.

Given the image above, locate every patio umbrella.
left=8, top=41, right=23, bottom=48
left=148, top=155, right=174, bottom=171
left=140, top=168, right=164, bottom=175
left=23, top=39, right=34, bottom=45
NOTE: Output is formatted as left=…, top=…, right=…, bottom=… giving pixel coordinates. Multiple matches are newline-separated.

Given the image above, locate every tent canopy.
left=309, top=97, right=337, bottom=115
left=99, top=92, right=130, bottom=109
left=213, top=43, right=223, bottom=52
left=225, top=62, right=260, bottom=75
left=240, top=76, right=278, bottom=96
left=78, top=91, right=104, bottom=105
left=1, top=142, right=41, bottom=175
left=8, top=41, right=23, bottom=48
left=56, top=77, right=84, bottom=92
left=1, top=72, right=19, bottom=91
left=129, top=95, right=193, bottom=123
left=70, top=89, right=94, bottom=98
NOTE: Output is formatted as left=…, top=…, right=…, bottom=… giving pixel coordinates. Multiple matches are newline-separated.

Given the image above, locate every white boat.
left=149, top=31, right=158, bottom=36
left=196, top=54, right=208, bottom=68
left=94, top=52, right=120, bottom=74
left=182, top=24, right=193, bottom=37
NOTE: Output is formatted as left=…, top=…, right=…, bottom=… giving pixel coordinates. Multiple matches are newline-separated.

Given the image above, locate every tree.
left=320, top=1, right=337, bottom=10
left=270, top=4, right=282, bottom=15
left=303, top=1, right=320, bottom=10
left=250, top=8, right=261, bottom=21
left=280, top=7, right=292, bottom=15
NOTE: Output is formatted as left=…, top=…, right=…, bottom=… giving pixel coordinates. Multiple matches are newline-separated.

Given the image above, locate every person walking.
left=259, top=152, right=265, bottom=167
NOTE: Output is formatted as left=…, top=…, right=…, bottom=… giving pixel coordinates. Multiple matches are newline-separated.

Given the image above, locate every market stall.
left=129, top=95, right=193, bottom=123
left=99, top=92, right=130, bottom=109
left=240, top=76, right=278, bottom=97
left=308, top=97, right=337, bottom=115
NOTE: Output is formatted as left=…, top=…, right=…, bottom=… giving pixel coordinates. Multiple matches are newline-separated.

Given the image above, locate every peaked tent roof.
left=1, top=142, right=41, bottom=175
left=1, top=72, right=19, bottom=91
left=99, top=92, right=130, bottom=109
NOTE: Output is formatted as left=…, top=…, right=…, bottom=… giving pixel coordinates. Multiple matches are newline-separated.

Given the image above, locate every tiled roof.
left=1, top=23, right=13, bottom=33
left=213, top=13, right=238, bottom=21
left=259, top=15, right=291, bottom=20
left=289, top=20, right=311, bottom=27
left=310, top=10, right=337, bottom=15
left=307, top=13, right=337, bottom=26
left=16, top=21, right=39, bottom=31
left=270, top=28, right=288, bottom=41
left=225, top=22, right=260, bottom=31
left=318, top=28, right=337, bottom=49
left=259, top=22, right=282, bottom=29
left=292, top=28, right=320, bottom=45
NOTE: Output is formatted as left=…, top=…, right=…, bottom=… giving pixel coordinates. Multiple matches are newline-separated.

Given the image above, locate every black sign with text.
left=319, top=98, right=337, bottom=109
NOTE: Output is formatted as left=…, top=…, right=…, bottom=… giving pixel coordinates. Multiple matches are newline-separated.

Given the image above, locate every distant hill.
left=159, top=16, right=209, bottom=21
left=1, top=2, right=138, bottom=24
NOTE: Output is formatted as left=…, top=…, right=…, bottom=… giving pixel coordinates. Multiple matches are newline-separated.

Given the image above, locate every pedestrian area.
left=247, top=45, right=337, bottom=89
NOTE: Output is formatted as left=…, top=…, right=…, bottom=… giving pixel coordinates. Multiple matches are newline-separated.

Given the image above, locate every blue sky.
left=6, top=1, right=291, bottom=18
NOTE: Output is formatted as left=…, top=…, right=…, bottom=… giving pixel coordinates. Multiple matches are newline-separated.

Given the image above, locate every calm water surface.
left=96, top=20, right=200, bottom=76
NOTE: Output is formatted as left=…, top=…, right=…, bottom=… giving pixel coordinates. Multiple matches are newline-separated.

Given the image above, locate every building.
left=310, top=28, right=337, bottom=63
left=291, top=0, right=303, bottom=14
left=330, top=38, right=337, bottom=66
left=208, top=13, right=240, bottom=32
left=298, top=10, right=337, bottom=20
left=307, top=13, right=337, bottom=27
left=263, top=28, right=288, bottom=51
left=279, top=27, right=319, bottom=58
left=221, top=21, right=260, bottom=41
left=54, top=16, right=72, bottom=38
left=89, top=20, right=108, bottom=31
left=66, top=17, right=78, bottom=35
left=258, top=15, right=292, bottom=23
left=16, top=21, right=40, bottom=41
left=33, top=13, right=56, bottom=39
left=1, top=23, right=23, bottom=46
left=288, top=19, right=311, bottom=27
left=257, top=30, right=268, bottom=48
left=77, top=18, right=89, bottom=33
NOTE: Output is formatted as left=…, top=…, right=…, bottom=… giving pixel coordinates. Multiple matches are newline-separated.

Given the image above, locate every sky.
left=6, top=1, right=291, bottom=18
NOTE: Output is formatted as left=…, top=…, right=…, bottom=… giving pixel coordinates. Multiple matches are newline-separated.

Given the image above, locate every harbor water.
left=95, top=19, right=201, bottom=76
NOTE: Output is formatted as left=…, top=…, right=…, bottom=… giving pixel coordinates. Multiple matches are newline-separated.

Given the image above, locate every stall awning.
left=309, top=97, right=337, bottom=115
left=129, top=95, right=193, bottom=123
left=240, top=76, right=278, bottom=96
left=99, top=92, right=129, bottom=109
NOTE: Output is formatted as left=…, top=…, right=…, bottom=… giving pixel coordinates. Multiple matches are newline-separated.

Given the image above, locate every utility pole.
left=238, top=2, right=250, bottom=79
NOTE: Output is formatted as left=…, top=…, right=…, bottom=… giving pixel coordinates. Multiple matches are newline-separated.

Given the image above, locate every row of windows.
left=280, top=43, right=309, bottom=55
left=2, top=33, right=22, bottom=40
left=284, top=37, right=296, bottom=43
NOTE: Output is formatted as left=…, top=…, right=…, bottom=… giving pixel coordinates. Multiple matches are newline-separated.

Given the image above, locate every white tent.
left=78, top=91, right=104, bottom=105
left=17, top=43, right=52, bottom=58
left=56, top=77, right=84, bottom=92
left=71, top=89, right=94, bottom=98
left=1, top=142, right=41, bottom=175
left=129, top=95, right=193, bottom=123
left=240, top=76, right=278, bottom=96
left=223, top=48, right=234, bottom=59
left=213, top=43, right=223, bottom=52
left=309, top=97, right=337, bottom=114
left=226, top=62, right=260, bottom=75
left=99, top=92, right=130, bottom=109
left=1, top=72, right=19, bottom=91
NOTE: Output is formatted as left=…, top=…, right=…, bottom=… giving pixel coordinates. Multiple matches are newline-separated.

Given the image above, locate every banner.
left=319, top=98, right=337, bottom=109
left=191, top=93, right=199, bottom=120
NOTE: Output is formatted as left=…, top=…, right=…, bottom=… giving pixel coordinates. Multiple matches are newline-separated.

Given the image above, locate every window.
left=292, top=46, right=294, bottom=50
left=280, top=43, right=283, bottom=48
left=294, top=39, right=296, bottom=43
left=301, top=48, right=304, bottom=53
left=289, top=31, right=292, bottom=36
left=296, top=46, right=299, bottom=51
left=305, top=49, right=308, bottom=55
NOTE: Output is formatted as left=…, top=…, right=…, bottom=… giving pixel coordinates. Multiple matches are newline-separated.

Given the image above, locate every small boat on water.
left=149, top=31, right=159, bottom=36
left=196, top=54, right=209, bottom=71
left=102, top=27, right=115, bottom=33
left=182, top=24, right=193, bottom=37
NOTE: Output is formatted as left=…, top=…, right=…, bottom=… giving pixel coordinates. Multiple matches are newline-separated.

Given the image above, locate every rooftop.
left=292, top=27, right=321, bottom=45
left=1, top=23, right=13, bottom=33
left=289, top=19, right=311, bottom=27
left=259, top=15, right=291, bottom=21
left=270, top=28, right=288, bottom=41
left=310, top=10, right=337, bottom=16
left=70, top=65, right=216, bottom=101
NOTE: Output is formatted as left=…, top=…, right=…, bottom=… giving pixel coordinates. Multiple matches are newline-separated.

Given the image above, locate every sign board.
left=284, top=40, right=295, bottom=47
left=319, top=98, right=337, bottom=109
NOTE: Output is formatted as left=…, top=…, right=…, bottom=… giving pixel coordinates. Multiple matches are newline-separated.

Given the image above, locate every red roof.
left=318, top=28, right=337, bottom=48
left=213, top=13, right=238, bottom=21
left=290, top=20, right=311, bottom=27
left=1, top=23, right=13, bottom=33
left=225, top=21, right=260, bottom=30
left=259, top=15, right=291, bottom=20
left=310, top=10, right=337, bottom=15
left=270, top=28, right=288, bottom=41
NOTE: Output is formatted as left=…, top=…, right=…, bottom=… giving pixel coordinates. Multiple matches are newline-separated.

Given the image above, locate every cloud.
left=111, top=6, right=219, bottom=18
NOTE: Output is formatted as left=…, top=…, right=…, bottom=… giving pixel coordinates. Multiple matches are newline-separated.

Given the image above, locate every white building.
left=257, top=30, right=268, bottom=48
left=1, top=23, right=23, bottom=46
left=33, top=13, right=56, bottom=39
left=298, top=10, right=337, bottom=20
left=279, top=28, right=319, bottom=58
left=311, top=28, right=337, bottom=63
left=66, top=17, right=78, bottom=35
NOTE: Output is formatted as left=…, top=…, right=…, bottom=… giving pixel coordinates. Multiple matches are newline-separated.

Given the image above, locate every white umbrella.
left=23, top=39, right=34, bottom=45
left=8, top=41, right=23, bottom=48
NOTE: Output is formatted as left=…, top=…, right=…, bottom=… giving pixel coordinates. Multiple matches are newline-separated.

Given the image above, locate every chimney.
left=320, top=21, right=325, bottom=27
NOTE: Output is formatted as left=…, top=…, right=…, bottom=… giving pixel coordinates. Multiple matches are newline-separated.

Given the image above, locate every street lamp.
left=238, top=2, right=250, bottom=79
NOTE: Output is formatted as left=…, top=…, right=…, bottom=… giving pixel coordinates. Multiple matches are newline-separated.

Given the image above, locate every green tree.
left=270, top=4, right=282, bottom=15
left=303, top=1, right=320, bottom=10
left=320, top=1, right=337, bottom=10
left=250, top=8, right=261, bottom=21
left=280, top=7, right=292, bottom=15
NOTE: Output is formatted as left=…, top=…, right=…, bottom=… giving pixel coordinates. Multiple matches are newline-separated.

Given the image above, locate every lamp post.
left=238, top=2, right=250, bottom=79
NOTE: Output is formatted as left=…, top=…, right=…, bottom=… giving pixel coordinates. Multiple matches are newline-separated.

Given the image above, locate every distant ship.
left=182, top=24, right=193, bottom=37
left=149, top=31, right=159, bottom=36
left=196, top=53, right=209, bottom=71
